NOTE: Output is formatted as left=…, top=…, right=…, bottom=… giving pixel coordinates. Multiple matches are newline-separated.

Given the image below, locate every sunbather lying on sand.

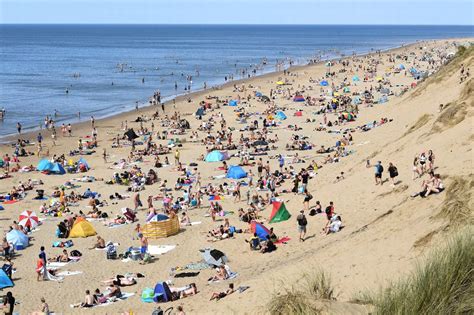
left=210, top=283, right=235, bottom=301
left=101, top=273, right=144, bottom=286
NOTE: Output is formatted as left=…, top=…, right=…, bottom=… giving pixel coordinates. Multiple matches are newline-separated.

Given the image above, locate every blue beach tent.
left=6, top=229, right=29, bottom=250
left=228, top=100, right=238, bottom=106
left=255, top=92, right=263, bottom=97
left=251, top=221, right=271, bottom=241
left=0, top=269, right=13, bottom=289
left=153, top=282, right=173, bottom=303
left=78, top=158, right=89, bottom=169
left=51, top=163, right=66, bottom=175
left=37, top=159, right=53, bottom=172
left=226, top=166, right=247, bottom=179
left=399, top=64, right=405, bottom=70
left=205, top=150, right=226, bottom=162
left=352, top=75, right=360, bottom=82
left=320, top=80, right=329, bottom=86
left=275, top=111, right=287, bottom=120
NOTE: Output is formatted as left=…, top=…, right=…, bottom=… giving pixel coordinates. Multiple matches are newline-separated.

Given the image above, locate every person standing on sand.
left=39, top=246, right=47, bottom=280
left=175, top=149, right=180, bottom=165
left=67, top=123, right=72, bottom=136
left=374, top=161, right=384, bottom=185
left=139, top=233, right=148, bottom=258
left=297, top=210, right=308, bottom=241
left=134, top=193, right=142, bottom=211
left=16, top=122, right=21, bottom=134
left=51, top=128, right=56, bottom=146
left=2, top=292, right=15, bottom=315
left=102, top=148, right=107, bottom=163
left=388, top=162, right=399, bottom=187
left=90, top=116, right=95, bottom=128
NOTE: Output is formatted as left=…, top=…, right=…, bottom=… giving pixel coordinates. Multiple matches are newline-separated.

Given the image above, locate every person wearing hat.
left=296, top=210, right=308, bottom=241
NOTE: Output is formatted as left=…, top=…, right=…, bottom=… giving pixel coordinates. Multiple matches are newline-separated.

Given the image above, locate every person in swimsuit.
left=210, top=283, right=234, bottom=300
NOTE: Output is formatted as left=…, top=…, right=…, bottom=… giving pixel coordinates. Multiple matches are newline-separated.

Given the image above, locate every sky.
left=1, top=0, right=473, bottom=25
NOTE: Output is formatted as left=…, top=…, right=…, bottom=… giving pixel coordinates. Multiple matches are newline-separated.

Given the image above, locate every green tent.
left=269, top=201, right=291, bottom=223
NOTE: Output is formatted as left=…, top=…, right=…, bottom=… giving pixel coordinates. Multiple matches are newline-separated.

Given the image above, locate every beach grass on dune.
left=267, top=270, right=335, bottom=315
left=436, top=175, right=474, bottom=225
left=356, top=229, right=474, bottom=314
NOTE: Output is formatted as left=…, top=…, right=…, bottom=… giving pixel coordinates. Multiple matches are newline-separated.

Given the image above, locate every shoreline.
left=0, top=37, right=469, bottom=145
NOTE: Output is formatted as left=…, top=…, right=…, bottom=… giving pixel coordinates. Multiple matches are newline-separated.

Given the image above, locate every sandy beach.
left=0, top=37, right=472, bottom=314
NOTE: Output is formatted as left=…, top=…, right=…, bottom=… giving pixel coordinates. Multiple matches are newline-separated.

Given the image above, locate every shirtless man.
left=139, top=233, right=148, bottom=258
left=90, top=236, right=105, bottom=249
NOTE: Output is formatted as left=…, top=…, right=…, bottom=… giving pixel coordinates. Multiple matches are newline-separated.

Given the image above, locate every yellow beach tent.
left=69, top=218, right=96, bottom=238
left=276, top=81, right=284, bottom=85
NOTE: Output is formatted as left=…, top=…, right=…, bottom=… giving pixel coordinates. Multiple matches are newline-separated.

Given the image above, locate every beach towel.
left=74, top=292, right=135, bottom=308
left=56, top=270, right=83, bottom=276
left=3, top=200, right=19, bottom=205
left=47, top=262, right=69, bottom=268
left=274, top=236, right=291, bottom=244
left=147, top=245, right=176, bottom=256
left=184, top=262, right=212, bottom=270
left=190, top=221, right=202, bottom=226
left=209, top=272, right=238, bottom=283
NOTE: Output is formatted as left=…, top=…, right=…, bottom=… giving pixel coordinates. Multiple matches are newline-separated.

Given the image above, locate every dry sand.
left=0, top=38, right=472, bottom=314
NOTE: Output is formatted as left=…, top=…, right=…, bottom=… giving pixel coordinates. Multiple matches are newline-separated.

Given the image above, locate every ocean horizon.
left=0, top=24, right=473, bottom=136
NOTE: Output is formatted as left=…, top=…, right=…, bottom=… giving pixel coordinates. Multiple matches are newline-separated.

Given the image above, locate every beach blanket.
left=209, top=272, right=238, bottom=283
left=57, top=270, right=83, bottom=276
left=98, top=292, right=135, bottom=306
left=183, top=262, right=212, bottom=270
left=147, top=245, right=176, bottom=256
left=47, top=262, right=69, bottom=268
left=2, top=200, right=19, bottom=205
left=275, top=236, right=291, bottom=244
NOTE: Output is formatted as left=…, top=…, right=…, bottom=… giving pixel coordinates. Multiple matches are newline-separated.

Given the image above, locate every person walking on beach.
left=296, top=210, right=308, bottom=242
left=102, top=148, right=107, bottom=163
left=388, top=162, right=399, bottom=187
left=2, top=292, right=15, bottom=315
left=134, top=193, right=142, bottom=211
left=279, top=154, right=284, bottom=172
left=90, top=116, right=95, bottom=128
left=51, top=128, right=57, bottom=146
left=37, top=132, right=43, bottom=144
left=374, top=161, right=384, bottom=185
left=67, top=123, right=72, bottom=136
left=16, top=122, right=21, bottom=134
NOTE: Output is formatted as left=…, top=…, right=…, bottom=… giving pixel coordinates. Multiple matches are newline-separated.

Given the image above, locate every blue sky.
left=1, top=0, right=473, bottom=25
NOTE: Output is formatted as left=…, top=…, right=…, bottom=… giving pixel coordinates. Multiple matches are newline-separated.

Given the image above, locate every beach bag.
left=70, top=250, right=82, bottom=257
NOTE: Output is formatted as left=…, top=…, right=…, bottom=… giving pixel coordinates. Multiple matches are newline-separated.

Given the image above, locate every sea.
left=0, top=24, right=472, bottom=137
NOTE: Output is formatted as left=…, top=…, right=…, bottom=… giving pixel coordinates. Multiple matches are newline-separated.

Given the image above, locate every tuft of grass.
left=412, top=45, right=474, bottom=97
left=436, top=175, right=474, bottom=225
left=361, top=229, right=474, bottom=314
left=267, top=270, right=336, bottom=314
left=304, top=270, right=336, bottom=301
left=403, top=114, right=432, bottom=136
left=267, top=285, right=321, bottom=315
